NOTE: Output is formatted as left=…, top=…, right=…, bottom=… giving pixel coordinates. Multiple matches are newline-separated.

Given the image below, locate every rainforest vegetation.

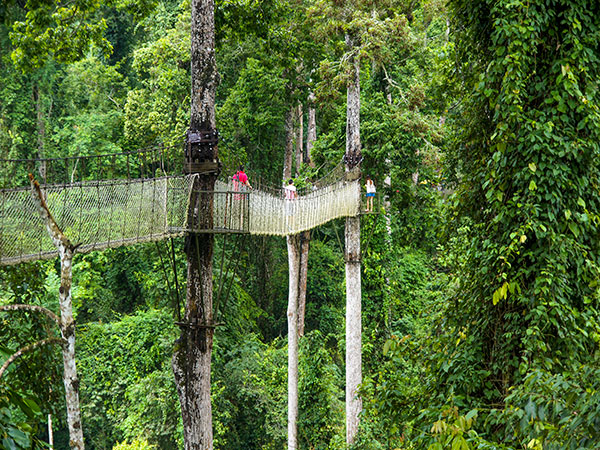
left=2, top=0, right=600, bottom=449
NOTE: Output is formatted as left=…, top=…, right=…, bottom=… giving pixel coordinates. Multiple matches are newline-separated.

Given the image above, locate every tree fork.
left=29, top=174, right=85, bottom=450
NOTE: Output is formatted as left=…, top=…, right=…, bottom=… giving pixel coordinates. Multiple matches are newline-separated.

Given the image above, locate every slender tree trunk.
left=283, top=106, right=295, bottom=181
left=296, top=231, right=309, bottom=337
left=306, top=93, right=316, bottom=168
left=297, top=92, right=316, bottom=336
left=295, top=102, right=303, bottom=176
left=172, top=0, right=218, bottom=449
left=33, top=83, right=47, bottom=182
left=286, top=233, right=301, bottom=450
left=284, top=101, right=300, bottom=450
left=344, top=34, right=362, bottom=445
left=29, top=175, right=84, bottom=450
left=48, top=414, right=54, bottom=449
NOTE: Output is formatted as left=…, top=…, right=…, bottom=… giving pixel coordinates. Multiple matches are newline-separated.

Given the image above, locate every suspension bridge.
left=0, top=146, right=365, bottom=266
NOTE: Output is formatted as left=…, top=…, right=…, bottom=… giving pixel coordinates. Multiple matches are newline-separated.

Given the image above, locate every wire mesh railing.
left=0, top=174, right=361, bottom=266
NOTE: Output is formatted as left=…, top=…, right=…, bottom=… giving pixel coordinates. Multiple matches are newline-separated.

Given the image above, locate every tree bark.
left=283, top=105, right=295, bottom=181
left=33, top=82, right=47, bottom=182
left=172, top=0, right=218, bottom=449
left=297, top=92, right=315, bottom=336
left=295, top=102, right=303, bottom=176
left=29, top=175, right=84, bottom=450
left=296, top=231, right=310, bottom=337
left=344, top=34, right=363, bottom=445
left=306, top=92, right=316, bottom=168
left=48, top=413, right=54, bottom=449
left=286, top=234, right=301, bottom=450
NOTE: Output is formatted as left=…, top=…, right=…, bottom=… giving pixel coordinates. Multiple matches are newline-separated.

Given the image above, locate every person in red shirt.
left=230, top=165, right=252, bottom=229
left=232, top=165, right=252, bottom=191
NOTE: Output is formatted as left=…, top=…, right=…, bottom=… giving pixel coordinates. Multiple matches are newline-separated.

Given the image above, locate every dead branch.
left=29, top=173, right=73, bottom=251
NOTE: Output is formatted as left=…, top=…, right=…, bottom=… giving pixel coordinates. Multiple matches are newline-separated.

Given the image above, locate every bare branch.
left=0, top=304, right=60, bottom=324
left=29, top=173, right=74, bottom=251
left=0, top=337, right=65, bottom=379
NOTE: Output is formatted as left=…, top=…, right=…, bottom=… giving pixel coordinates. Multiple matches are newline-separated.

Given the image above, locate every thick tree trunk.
left=172, top=0, right=218, bottom=449
left=345, top=216, right=362, bottom=443
left=286, top=234, right=301, bottom=450
left=29, top=175, right=84, bottom=450
left=344, top=34, right=362, bottom=445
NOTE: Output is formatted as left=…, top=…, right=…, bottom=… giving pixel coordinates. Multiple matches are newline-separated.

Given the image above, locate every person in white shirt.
left=284, top=179, right=297, bottom=230
left=365, top=176, right=376, bottom=212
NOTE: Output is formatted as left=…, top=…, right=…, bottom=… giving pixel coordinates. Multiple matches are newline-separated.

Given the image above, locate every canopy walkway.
left=0, top=148, right=361, bottom=266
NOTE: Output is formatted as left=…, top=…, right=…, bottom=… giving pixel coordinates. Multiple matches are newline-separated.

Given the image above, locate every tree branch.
left=0, top=337, right=65, bottom=379
left=29, top=173, right=74, bottom=251
left=0, top=304, right=60, bottom=325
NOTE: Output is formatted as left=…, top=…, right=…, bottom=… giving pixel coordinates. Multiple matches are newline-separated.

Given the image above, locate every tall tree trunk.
left=172, top=0, right=218, bottom=449
left=295, top=102, right=303, bottom=176
left=344, top=34, right=362, bottom=445
left=286, top=233, right=301, bottom=450
left=33, top=83, right=47, bottom=182
left=29, top=176, right=84, bottom=450
left=306, top=92, right=316, bottom=168
left=48, top=413, right=54, bottom=449
left=296, top=231, right=309, bottom=337
left=297, top=91, right=316, bottom=336
left=284, top=103, right=300, bottom=450
left=283, top=106, right=295, bottom=181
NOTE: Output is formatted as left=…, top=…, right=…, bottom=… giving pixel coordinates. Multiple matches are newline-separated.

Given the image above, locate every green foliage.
left=298, top=330, right=345, bottom=450
left=435, top=0, right=600, bottom=446
left=502, top=366, right=600, bottom=449
left=112, top=439, right=155, bottom=450
left=212, top=334, right=287, bottom=450
left=8, top=0, right=158, bottom=70
left=0, top=387, right=44, bottom=450
left=123, top=3, right=190, bottom=149
left=118, top=370, right=182, bottom=449
left=76, top=309, right=178, bottom=449
left=217, top=57, right=288, bottom=181
left=0, top=262, right=64, bottom=417
left=359, top=244, right=449, bottom=448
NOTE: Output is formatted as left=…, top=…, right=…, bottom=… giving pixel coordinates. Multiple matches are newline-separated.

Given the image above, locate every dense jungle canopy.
left=1, top=0, right=600, bottom=449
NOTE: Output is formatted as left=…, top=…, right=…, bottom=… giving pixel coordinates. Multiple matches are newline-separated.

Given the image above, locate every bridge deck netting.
left=0, top=175, right=360, bottom=266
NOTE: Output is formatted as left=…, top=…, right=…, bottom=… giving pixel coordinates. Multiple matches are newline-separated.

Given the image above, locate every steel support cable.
left=137, top=180, right=144, bottom=243
left=170, top=237, right=182, bottom=321
left=216, top=233, right=246, bottom=323
left=214, top=233, right=228, bottom=314
left=194, top=232, right=207, bottom=328
left=155, top=240, right=177, bottom=313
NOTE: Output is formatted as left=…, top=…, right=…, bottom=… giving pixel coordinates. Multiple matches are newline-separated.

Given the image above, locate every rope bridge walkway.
left=0, top=148, right=361, bottom=266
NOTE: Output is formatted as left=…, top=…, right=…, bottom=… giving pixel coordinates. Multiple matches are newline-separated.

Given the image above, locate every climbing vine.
left=440, top=0, right=600, bottom=446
